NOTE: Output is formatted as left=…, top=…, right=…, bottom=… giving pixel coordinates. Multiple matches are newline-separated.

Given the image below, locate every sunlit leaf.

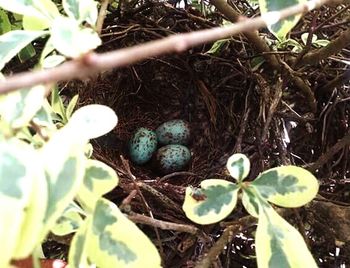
left=226, top=153, right=250, bottom=181
left=39, top=126, right=87, bottom=239
left=18, top=43, right=36, bottom=62
left=0, top=140, right=38, bottom=267
left=0, top=84, right=47, bottom=128
left=42, top=54, right=66, bottom=68
left=183, top=179, right=239, bottom=224
left=13, top=159, right=47, bottom=259
left=23, top=15, right=51, bottom=30
left=50, top=16, right=101, bottom=58
left=77, top=159, right=119, bottom=211
left=252, top=166, right=319, bottom=208
left=255, top=200, right=317, bottom=268
left=68, top=220, right=90, bottom=267
left=63, top=0, right=98, bottom=25
left=51, top=203, right=84, bottom=236
left=0, top=30, right=47, bottom=70
left=259, top=0, right=307, bottom=40
left=66, top=94, right=79, bottom=119
left=67, top=104, right=118, bottom=140
left=242, top=187, right=260, bottom=218
left=301, top=33, right=317, bottom=46
left=86, top=198, right=161, bottom=268
left=0, top=9, right=11, bottom=34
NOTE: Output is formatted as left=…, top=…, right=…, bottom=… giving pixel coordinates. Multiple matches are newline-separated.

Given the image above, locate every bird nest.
left=63, top=2, right=350, bottom=266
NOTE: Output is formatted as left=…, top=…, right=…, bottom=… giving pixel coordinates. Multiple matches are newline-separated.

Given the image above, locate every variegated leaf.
left=252, top=166, right=319, bottom=208
left=183, top=179, right=239, bottom=224
left=86, top=198, right=161, bottom=267
left=77, top=159, right=119, bottom=211
left=256, top=200, right=317, bottom=268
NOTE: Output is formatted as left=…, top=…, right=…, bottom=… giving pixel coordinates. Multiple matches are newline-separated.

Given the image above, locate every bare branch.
left=0, top=0, right=331, bottom=93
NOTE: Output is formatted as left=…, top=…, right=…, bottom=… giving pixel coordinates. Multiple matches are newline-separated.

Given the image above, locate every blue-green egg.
left=154, top=144, right=191, bottom=174
left=129, top=128, right=157, bottom=165
left=156, top=119, right=190, bottom=145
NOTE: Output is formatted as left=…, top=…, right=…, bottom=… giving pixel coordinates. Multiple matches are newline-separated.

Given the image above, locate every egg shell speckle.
left=156, top=119, right=190, bottom=145
left=129, top=128, right=157, bottom=165
left=154, top=144, right=191, bottom=174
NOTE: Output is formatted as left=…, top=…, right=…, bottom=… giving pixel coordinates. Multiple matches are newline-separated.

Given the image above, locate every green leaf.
left=13, top=159, right=47, bottom=259
left=0, top=0, right=46, bottom=19
left=23, top=15, right=51, bottom=30
left=40, top=126, right=87, bottom=239
left=67, top=104, right=118, bottom=139
left=32, top=100, right=55, bottom=128
left=0, top=140, right=38, bottom=267
left=0, top=9, right=11, bottom=34
left=183, top=179, right=239, bottom=224
left=0, top=84, right=47, bottom=128
left=77, top=159, right=119, bottom=211
left=226, top=153, right=250, bottom=181
left=242, top=187, right=260, bottom=218
left=301, top=33, right=317, bottom=46
left=86, top=198, right=161, bottom=267
left=18, top=43, right=36, bottom=62
left=313, top=39, right=330, bottom=47
left=63, top=0, right=98, bottom=25
left=50, top=16, right=101, bottom=58
left=255, top=201, right=317, bottom=268
left=252, top=166, right=319, bottom=208
left=259, top=0, right=307, bottom=40
left=65, top=94, right=79, bottom=119
left=68, top=220, right=90, bottom=267
left=50, top=86, right=67, bottom=123
left=42, top=54, right=66, bottom=68
left=51, top=204, right=84, bottom=236
left=0, top=30, right=47, bottom=70
left=206, top=39, right=230, bottom=55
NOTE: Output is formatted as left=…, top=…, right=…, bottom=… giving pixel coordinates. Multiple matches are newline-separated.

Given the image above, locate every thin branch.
left=300, top=26, right=350, bottom=66
left=96, top=0, right=111, bottom=35
left=0, top=0, right=332, bottom=93
left=128, top=212, right=199, bottom=234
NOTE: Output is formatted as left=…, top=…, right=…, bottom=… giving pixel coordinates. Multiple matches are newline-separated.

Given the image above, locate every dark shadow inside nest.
left=78, top=52, right=249, bottom=186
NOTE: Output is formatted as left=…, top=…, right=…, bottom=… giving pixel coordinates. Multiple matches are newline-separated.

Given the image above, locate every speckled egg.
left=129, top=128, right=157, bottom=165
left=154, top=145, right=191, bottom=174
left=156, top=119, right=190, bottom=145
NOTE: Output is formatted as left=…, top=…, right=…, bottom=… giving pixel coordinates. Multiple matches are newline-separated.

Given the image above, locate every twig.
left=0, top=0, right=331, bottom=93
left=305, top=132, right=350, bottom=172
left=159, top=171, right=198, bottom=182
left=195, top=224, right=240, bottom=268
left=300, top=26, right=350, bottom=66
left=96, top=0, right=111, bottom=35
left=128, top=212, right=199, bottom=234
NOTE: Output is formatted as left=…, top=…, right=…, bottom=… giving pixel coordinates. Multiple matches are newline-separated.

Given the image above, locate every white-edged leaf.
left=68, top=220, right=90, bottom=267
left=51, top=204, right=84, bottom=236
left=67, top=104, right=118, bottom=139
left=86, top=198, right=161, bottom=267
left=66, top=94, right=79, bottom=119
left=42, top=54, right=66, bottom=68
left=63, top=0, right=98, bottom=25
left=256, top=201, right=317, bottom=268
left=252, top=166, right=319, bottom=208
left=13, top=159, right=47, bottom=258
left=39, top=126, right=87, bottom=239
left=0, top=84, right=47, bottom=128
left=50, top=16, right=101, bottom=58
left=77, top=159, right=119, bottom=211
left=301, top=33, right=317, bottom=46
left=0, top=140, right=38, bottom=267
left=259, top=0, right=307, bottom=40
left=23, top=15, right=51, bottom=30
left=0, top=30, right=47, bottom=70
left=242, top=187, right=260, bottom=218
left=226, top=153, right=250, bottom=181
left=183, top=179, right=239, bottom=225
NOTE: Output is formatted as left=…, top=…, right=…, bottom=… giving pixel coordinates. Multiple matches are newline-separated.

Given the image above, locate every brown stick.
left=0, top=0, right=331, bottom=93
